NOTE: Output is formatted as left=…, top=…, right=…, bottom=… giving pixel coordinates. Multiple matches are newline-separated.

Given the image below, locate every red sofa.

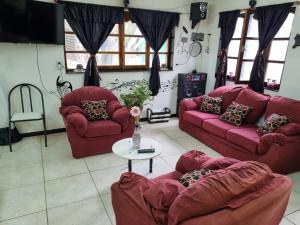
left=60, top=87, right=134, bottom=158
left=179, top=86, right=300, bottom=174
left=112, top=151, right=292, bottom=225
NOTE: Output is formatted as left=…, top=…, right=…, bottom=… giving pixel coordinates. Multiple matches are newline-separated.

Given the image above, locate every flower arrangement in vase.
left=130, top=106, right=142, bottom=149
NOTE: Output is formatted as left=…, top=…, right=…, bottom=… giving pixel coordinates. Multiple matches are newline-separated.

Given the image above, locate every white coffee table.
left=112, top=137, right=161, bottom=173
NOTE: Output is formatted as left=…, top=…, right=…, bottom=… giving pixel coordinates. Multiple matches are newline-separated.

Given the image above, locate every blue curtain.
left=249, top=3, right=293, bottom=93
left=61, top=1, right=124, bottom=86
left=129, top=8, right=179, bottom=96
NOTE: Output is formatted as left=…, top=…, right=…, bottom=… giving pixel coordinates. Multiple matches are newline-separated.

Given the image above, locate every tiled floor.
left=0, top=118, right=299, bottom=225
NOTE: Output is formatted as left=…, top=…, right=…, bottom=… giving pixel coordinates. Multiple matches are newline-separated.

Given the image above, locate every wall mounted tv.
left=0, top=0, right=65, bottom=45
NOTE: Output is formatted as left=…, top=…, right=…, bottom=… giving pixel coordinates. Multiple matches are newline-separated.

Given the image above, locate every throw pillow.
left=219, top=102, right=252, bottom=126
left=257, top=113, right=289, bottom=135
left=200, top=95, right=223, bottom=115
left=178, top=169, right=213, bottom=188
left=81, top=100, right=110, bottom=121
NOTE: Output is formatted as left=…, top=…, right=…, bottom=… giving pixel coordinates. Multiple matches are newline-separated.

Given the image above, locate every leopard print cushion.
left=81, top=100, right=109, bottom=121
left=178, top=169, right=213, bottom=188
left=219, top=101, right=252, bottom=126
left=257, top=113, right=289, bottom=135
left=200, top=95, right=223, bottom=115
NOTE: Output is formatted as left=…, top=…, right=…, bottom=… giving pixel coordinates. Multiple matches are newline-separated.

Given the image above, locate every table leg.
left=128, top=160, right=132, bottom=172
left=149, top=158, right=153, bottom=173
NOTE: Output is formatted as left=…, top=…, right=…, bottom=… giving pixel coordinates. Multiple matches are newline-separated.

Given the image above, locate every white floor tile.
left=43, top=158, right=88, bottom=181
left=280, top=217, right=295, bottom=225
left=159, top=139, right=185, bottom=157
left=48, top=197, right=111, bottom=225
left=289, top=172, right=300, bottom=194
left=286, top=210, right=300, bottom=225
left=85, top=153, right=128, bottom=172
left=0, top=184, right=46, bottom=221
left=285, top=191, right=300, bottom=215
left=173, top=135, right=208, bottom=151
left=0, top=148, right=42, bottom=170
left=0, top=163, right=43, bottom=191
left=161, top=127, right=189, bottom=139
left=5, top=136, right=41, bottom=153
left=45, top=173, right=98, bottom=209
left=101, top=193, right=115, bottom=225
left=0, top=211, right=47, bottom=225
left=160, top=153, right=182, bottom=170
left=140, top=129, right=171, bottom=142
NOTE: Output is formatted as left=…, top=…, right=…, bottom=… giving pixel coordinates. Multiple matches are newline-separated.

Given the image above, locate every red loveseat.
left=112, top=151, right=292, bottom=225
left=60, top=87, right=134, bottom=158
left=179, top=86, right=300, bottom=174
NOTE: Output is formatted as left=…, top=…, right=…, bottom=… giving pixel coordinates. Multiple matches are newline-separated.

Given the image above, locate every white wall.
left=0, top=0, right=204, bottom=133
left=199, top=0, right=300, bottom=100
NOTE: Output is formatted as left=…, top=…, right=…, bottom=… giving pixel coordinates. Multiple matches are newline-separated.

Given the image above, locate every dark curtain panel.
left=214, top=10, right=240, bottom=89
left=249, top=3, right=293, bottom=93
left=61, top=1, right=124, bottom=86
left=129, top=8, right=179, bottom=96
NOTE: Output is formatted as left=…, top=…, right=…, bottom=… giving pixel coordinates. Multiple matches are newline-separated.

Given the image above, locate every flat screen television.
left=0, top=0, right=65, bottom=45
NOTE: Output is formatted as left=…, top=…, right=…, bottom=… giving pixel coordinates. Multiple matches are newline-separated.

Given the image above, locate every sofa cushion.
left=81, top=100, right=110, bottom=121
left=208, top=86, right=243, bottom=112
left=257, top=113, right=289, bottom=135
left=276, top=123, right=300, bottom=136
left=168, top=161, right=278, bottom=225
left=144, top=179, right=185, bottom=211
left=202, top=157, right=240, bottom=170
left=265, top=96, right=300, bottom=123
left=235, top=88, right=270, bottom=123
left=183, top=111, right=220, bottom=128
left=227, top=127, right=260, bottom=154
left=200, top=95, right=223, bottom=115
left=202, top=119, right=255, bottom=139
left=85, top=120, right=121, bottom=137
left=219, top=102, right=252, bottom=126
left=178, top=169, right=213, bottom=187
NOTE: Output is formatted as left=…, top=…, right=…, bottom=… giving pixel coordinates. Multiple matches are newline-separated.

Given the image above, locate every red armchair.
left=112, top=151, right=292, bottom=225
left=60, top=87, right=134, bottom=158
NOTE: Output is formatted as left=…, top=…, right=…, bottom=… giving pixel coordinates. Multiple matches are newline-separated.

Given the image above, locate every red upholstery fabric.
left=193, top=96, right=204, bottom=107
left=202, top=119, right=255, bottom=139
left=276, top=123, right=300, bottom=136
left=235, top=88, right=270, bottom=123
left=144, top=179, right=185, bottom=210
left=176, top=150, right=210, bottom=173
left=168, top=161, right=282, bottom=225
left=183, top=111, right=219, bottom=128
left=201, top=157, right=240, bottom=170
left=227, top=127, right=260, bottom=154
left=208, top=86, right=243, bottom=112
left=60, top=87, right=134, bottom=158
left=112, top=152, right=292, bottom=225
left=265, top=96, right=300, bottom=123
left=85, top=120, right=121, bottom=138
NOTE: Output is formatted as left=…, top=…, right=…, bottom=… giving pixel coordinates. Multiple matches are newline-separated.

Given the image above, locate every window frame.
left=226, top=7, right=295, bottom=90
left=64, top=11, right=173, bottom=73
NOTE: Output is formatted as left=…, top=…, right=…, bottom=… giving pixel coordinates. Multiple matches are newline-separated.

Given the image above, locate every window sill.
left=66, top=68, right=174, bottom=74
left=226, top=78, right=280, bottom=92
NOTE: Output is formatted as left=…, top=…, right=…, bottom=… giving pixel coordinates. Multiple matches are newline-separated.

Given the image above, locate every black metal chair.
left=8, top=83, right=47, bottom=152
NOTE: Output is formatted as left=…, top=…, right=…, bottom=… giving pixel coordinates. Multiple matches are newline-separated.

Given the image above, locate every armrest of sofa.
left=66, top=113, right=88, bottom=136
left=107, top=100, right=123, bottom=116
left=59, top=105, right=87, bottom=118
left=111, top=107, right=131, bottom=130
left=258, top=133, right=300, bottom=155
left=175, top=150, right=210, bottom=173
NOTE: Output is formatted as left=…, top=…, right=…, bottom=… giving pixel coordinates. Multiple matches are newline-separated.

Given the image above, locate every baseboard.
left=22, top=128, right=66, bottom=138
left=21, top=114, right=177, bottom=137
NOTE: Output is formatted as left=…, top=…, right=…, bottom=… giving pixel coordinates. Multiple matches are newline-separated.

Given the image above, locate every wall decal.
left=105, top=79, right=177, bottom=93
left=293, top=34, right=300, bottom=49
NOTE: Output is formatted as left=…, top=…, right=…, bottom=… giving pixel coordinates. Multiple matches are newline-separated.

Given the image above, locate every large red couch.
left=179, top=86, right=300, bottom=174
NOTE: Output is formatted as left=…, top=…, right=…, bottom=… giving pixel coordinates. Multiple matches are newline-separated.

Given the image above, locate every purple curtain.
left=214, top=10, right=240, bottom=89
left=129, top=8, right=179, bottom=96
left=249, top=3, right=293, bottom=93
left=61, top=1, right=124, bottom=86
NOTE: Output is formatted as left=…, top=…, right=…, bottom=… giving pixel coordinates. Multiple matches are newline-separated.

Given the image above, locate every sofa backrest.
left=61, top=87, right=118, bottom=107
left=265, top=96, right=300, bottom=123
left=208, top=86, right=243, bottom=112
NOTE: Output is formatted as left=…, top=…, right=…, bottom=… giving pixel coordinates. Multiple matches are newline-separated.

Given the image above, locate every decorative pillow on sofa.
left=200, top=95, right=223, bottom=115
left=257, top=113, right=289, bottom=135
left=219, top=102, right=252, bottom=126
left=81, top=100, right=110, bottom=121
left=178, top=169, right=213, bottom=187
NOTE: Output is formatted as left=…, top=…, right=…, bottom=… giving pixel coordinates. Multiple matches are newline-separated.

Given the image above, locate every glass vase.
left=132, top=124, right=141, bottom=149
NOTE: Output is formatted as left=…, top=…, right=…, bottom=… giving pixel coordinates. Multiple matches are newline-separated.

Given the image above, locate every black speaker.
left=177, top=73, right=207, bottom=115
left=190, top=2, right=208, bottom=29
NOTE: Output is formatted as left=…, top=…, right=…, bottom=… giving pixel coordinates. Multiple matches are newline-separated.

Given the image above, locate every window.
left=64, top=12, right=173, bottom=72
left=226, top=8, right=295, bottom=91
